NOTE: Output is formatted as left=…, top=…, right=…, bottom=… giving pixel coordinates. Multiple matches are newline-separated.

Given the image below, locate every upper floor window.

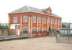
left=47, top=17, right=50, bottom=24
left=13, top=16, right=18, bottom=24
left=51, top=18, right=55, bottom=24
left=32, top=16, right=36, bottom=23
left=42, top=17, right=46, bottom=24
left=23, top=16, right=29, bottom=22
left=58, top=19, right=61, bottom=25
left=50, top=18, right=52, bottom=24
left=55, top=18, right=58, bottom=24
left=37, top=16, right=41, bottom=23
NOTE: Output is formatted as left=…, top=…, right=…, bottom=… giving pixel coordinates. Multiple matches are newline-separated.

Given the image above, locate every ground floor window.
left=32, top=27, right=37, bottom=33
left=22, top=27, right=28, bottom=34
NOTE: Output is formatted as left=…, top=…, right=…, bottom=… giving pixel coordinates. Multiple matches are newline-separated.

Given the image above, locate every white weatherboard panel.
left=10, top=24, right=16, bottom=29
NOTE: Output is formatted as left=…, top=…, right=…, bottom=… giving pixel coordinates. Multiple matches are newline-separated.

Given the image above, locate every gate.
left=56, top=28, right=72, bottom=43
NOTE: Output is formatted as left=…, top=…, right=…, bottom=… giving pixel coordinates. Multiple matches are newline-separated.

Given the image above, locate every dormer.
left=42, top=6, right=52, bottom=15
left=46, top=6, right=52, bottom=15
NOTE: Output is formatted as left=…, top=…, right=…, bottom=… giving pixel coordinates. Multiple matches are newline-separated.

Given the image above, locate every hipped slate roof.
left=10, top=6, right=50, bottom=14
left=9, top=6, right=61, bottom=18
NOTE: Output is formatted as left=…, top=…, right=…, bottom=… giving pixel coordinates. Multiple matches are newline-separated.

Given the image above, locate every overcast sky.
left=0, top=0, right=72, bottom=23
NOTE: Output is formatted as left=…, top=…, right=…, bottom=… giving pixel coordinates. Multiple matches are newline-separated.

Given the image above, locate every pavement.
left=0, top=37, right=72, bottom=50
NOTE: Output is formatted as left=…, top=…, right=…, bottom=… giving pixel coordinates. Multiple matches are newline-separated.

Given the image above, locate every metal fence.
left=56, top=28, right=72, bottom=43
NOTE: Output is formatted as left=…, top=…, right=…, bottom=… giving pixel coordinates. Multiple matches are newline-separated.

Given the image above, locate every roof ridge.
left=9, top=6, right=52, bottom=15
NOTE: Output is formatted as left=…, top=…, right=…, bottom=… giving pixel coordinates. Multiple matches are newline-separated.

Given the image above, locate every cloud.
left=0, top=0, right=72, bottom=23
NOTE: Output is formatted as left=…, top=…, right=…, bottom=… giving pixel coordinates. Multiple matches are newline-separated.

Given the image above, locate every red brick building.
left=8, top=6, right=62, bottom=37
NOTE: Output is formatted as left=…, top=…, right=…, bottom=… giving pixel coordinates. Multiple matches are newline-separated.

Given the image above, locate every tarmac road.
left=0, top=37, right=72, bottom=50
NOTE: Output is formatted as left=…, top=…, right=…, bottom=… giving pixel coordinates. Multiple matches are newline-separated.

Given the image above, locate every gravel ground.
left=0, top=37, right=72, bottom=50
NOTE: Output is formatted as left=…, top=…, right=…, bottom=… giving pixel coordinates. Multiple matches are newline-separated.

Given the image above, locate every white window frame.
left=42, top=17, right=46, bottom=24
left=13, top=16, right=18, bottom=23
left=37, top=16, right=41, bottom=23
left=32, top=16, right=37, bottom=23
left=23, top=16, right=29, bottom=22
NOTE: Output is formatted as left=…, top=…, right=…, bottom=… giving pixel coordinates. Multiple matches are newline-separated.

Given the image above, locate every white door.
left=15, top=24, right=20, bottom=36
